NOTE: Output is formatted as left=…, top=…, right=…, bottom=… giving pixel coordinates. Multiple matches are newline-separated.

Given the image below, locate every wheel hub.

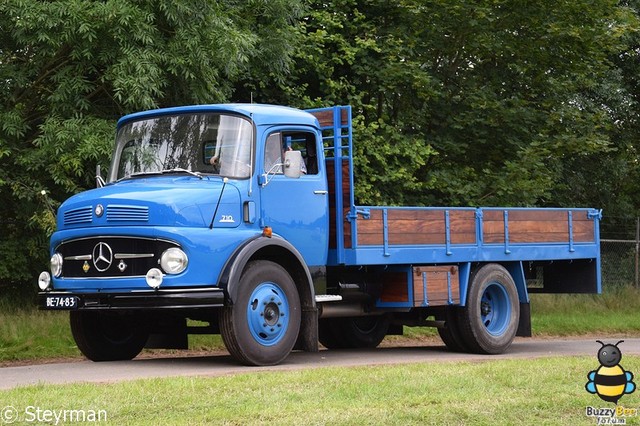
left=480, top=283, right=511, bottom=336
left=263, top=303, right=280, bottom=326
left=246, top=282, right=289, bottom=346
left=481, top=301, right=491, bottom=316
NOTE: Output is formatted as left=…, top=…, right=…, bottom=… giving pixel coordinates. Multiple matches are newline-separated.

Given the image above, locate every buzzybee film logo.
left=583, top=341, right=638, bottom=424
left=585, top=340, right=636, bottom=404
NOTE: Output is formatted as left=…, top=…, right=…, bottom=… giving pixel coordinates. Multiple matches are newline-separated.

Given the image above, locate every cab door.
left=259, top=128, right=329, bottom=266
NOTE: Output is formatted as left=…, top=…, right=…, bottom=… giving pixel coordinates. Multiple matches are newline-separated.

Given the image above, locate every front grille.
left=64, top=207, right=93, bottom=226
left=57, top=237, right=179, bottom=278
left=107, top=205, right=149, bottom=222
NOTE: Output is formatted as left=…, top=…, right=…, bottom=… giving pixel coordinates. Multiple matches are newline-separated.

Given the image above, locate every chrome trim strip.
left=114, top=253, right=155, bottom=259
left=64, top=255, right=92, bottom=261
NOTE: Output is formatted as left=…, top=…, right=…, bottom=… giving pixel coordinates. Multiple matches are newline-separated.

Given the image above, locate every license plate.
left=45, top=295, right=79, bottom=309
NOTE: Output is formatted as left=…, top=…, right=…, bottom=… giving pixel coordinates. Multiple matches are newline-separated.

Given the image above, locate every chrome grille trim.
left=55, top=237, right=178, bottom=278
left=114, top=253, right=155, bottom=259
left=64, top=255, right=92, bottom=261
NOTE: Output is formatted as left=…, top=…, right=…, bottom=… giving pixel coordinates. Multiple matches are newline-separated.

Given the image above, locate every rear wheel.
left=319, top=316, right=389, bottom=349
left=318, top=318, right=346, bottom=349
left=457, top=264, right=519, bottom=354
left=220, top=260, right=301, bottom=366
left=70, top=311, right=149, bottom=361
left=437, top=307, right=469, bottom=353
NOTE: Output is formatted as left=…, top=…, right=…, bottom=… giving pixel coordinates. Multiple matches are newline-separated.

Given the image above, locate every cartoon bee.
left=586, top=340, right=636, bottom=404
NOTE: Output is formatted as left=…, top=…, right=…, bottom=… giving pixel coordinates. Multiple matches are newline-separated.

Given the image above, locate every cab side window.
left=284, top=131, right=318, bottom=175
left=264, top=131, right=319, bottom=176
left=264, top=132, right=283, bottom=174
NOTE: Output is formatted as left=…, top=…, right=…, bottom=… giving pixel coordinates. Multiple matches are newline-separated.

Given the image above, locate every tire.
left=220, top=260, right=301, bottom=366
left=319, top=316, right=389, bottom=349
left=70, top=311, right=149, bottom=361
left=318, top=318, right=346, bottom=349
left=437, top=307, right=469, bottom=353
left=457, top=264, right=520, bottom=354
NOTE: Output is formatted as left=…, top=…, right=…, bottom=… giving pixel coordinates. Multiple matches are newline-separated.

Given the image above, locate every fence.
left=601, top=217, right=640, bottom=288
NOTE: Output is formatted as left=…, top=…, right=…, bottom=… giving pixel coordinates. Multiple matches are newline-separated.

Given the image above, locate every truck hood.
left=57, top=177, right=242, bottom=229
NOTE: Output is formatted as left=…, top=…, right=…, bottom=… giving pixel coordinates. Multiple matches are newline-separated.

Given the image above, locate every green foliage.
left=0, top=0, right=303, bottom=290
left=256, top=1, right=639, bottom=209
left=4, top=0, right=640, bottom=290
left=550, top=1, right=640, bottom=216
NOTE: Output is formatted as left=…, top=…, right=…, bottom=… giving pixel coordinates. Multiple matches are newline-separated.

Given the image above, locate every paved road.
left=2, top=337, right=639, bottom=390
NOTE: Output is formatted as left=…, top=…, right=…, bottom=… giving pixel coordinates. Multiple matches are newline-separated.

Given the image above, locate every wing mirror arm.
left=96, top=165, right=106, bottom=188
left=261, top=162, right=284, bottom=187
left=260, top=151, right=303, bottom=187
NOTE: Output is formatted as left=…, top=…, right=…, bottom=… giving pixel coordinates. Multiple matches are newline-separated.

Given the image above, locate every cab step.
left=315, top=294, right=343, bottom=303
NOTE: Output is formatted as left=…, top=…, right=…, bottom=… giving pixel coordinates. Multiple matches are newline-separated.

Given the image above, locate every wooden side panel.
left=573, top=211, right=596, bottom=242
left=326, top=159, right=351, bottom=249
left=483, top=210, right=595, bottom=244
left=379, top=272, right=409, bottom=303
left=482, top=209, right=507, bottom=243
left=450, top=210, right=477, bottom=244
left=356, top=210, right=384, bottom=245
left=355, top=209, right=476, bottom=246
left=309, top=108, right=349, bottom=128
left=413, top=266, right=460, bottom=306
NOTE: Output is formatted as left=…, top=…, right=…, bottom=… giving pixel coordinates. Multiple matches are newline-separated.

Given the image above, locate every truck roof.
left=116, top=104, right=320, bottom=129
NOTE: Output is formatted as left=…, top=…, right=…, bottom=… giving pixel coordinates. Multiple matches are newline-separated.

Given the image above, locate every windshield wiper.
left=122, top=168, right=203, bottom=181
left=160, top=168, right=203, bottom=179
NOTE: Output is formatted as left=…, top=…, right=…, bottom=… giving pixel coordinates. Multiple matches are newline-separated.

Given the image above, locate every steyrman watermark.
left=1, top=405, right=107, bottom=424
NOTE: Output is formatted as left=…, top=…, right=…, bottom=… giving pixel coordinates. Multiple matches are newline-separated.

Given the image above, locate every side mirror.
left=284, top=150, right=302, bottom=179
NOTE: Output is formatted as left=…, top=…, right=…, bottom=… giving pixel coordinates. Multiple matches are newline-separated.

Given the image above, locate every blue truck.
left=37, top=104, right=602, bottom=366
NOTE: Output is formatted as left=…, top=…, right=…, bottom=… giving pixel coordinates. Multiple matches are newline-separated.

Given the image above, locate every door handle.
left=314, top=190, right=328, bottom=195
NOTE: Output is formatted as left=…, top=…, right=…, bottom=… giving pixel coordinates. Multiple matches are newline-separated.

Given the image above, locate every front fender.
left=218, top=235, right=315, bottom=308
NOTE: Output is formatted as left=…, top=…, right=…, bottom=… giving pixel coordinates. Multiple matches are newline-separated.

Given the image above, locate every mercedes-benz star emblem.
left=92, top=242, right=113, bottom=272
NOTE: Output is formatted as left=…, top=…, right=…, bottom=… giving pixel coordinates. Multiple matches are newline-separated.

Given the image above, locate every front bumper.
left=38, top=287, right=226, bottom=310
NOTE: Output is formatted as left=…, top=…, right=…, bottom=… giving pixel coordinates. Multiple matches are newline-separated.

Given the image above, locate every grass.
left=2, top=288, right=640, bottom=424
left=1, top=286, right=640, bottom=363
left=530, top=285, right=640, bottom=336
left=0, top=297, right=80, bottom=361
left=1, top=356, right=638, bottom=425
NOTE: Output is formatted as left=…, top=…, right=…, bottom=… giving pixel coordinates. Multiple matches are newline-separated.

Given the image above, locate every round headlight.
left=146, top=268, right=164, bottom=289
left=160, top=248, right=188, bottom=274
left=38, top=271, right=51, bottom=291
left=50, top=253, right=63, bottom=277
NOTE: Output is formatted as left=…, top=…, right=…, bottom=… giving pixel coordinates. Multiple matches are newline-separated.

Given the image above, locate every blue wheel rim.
left=480, top=282, right=511, bottom=336
left=246, top=282, right=290, bottom=346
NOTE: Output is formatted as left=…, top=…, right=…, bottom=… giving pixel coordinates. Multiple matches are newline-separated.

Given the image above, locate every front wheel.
left=220, top=260, right=301, bottom=366
left=70, top=311, right=149, bottom=361
left=457, top=264, right=520, bottom=354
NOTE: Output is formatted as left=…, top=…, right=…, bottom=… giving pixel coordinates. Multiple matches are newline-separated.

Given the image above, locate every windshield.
left=109, top=113, right=253, bottom=181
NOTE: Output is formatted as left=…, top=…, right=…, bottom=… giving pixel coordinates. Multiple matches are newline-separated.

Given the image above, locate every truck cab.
left=38, top=104, right=330, bottom=365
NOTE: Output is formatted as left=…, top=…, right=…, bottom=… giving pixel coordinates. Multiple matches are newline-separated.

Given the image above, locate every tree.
left=260, top=0, right=636, bottom=209
left=0, top=0, right=303, bottom=289
left=550, top=1, right=640, bottom=220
